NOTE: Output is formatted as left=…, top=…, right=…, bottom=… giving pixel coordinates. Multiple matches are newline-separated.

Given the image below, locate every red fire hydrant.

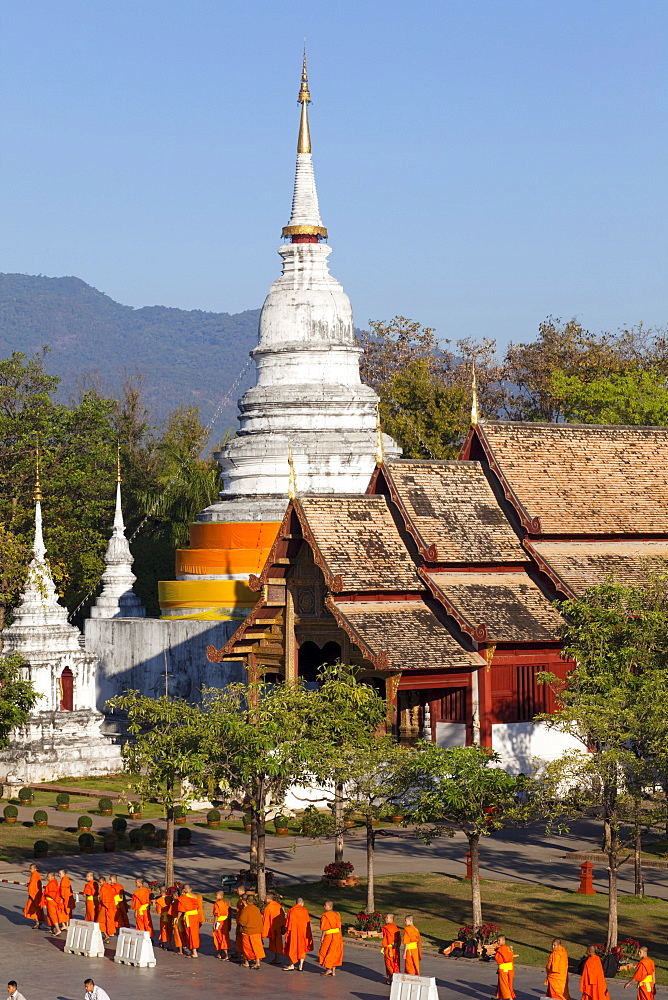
left=576, top=861, right=596, bottom=895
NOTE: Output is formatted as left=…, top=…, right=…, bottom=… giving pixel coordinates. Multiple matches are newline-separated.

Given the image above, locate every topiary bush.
left=140, top=822, right=156, bottom=838
left=103, top=833, right=117, bottom=853
left=56, top=792, right=70, bottom=809
left=77, top=815, right=93, bottom=830
left=112, top=816, right=127, bottom=835
left=176, top=827, right=191, bottom=846
left=128, top=828, right=145, bottom=849
left=4, top=804, right=18, bottom=822
left=207, top=808, right=221, bottom=827
left=33, top=840, right=48, bottom=857
left=18, top=787, right=33, bottom=803
left=98, top=797, right=113, bottom=816
left=173, top=805, right=187, bottom=825
left=33, top=809, right=48, bottom=827
left=78, top=832, right=95, bottom=853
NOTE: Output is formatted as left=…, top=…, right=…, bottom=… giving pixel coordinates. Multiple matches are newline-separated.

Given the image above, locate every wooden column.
left=477, top=660, right=493, bottom=748
left=285, top=585, right=297, bottom=684
left=386, top=673, right=401, bottom=736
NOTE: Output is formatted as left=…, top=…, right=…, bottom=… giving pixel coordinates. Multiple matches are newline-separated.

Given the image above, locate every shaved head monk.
left=545, top=939, right=571, bottom=1000
left=580, top=945, right=610, bottom=1000
left=24, top=864, right=44, bottom=929
left=262, top=892, right=286, bottom=965
left=42, top=872, right=63, bottom=936
left=82, top=872, right=98, bottom=923
left=403, top=915, right=422, bottom=976
left=319, top=901, right=343, bottom=977
left=132, top=878, right=153, bottom=935
left=283, top=897, right=313, bottom=972
left=624, top=946, right=655, bottom=1000
left=495, top=935, right=517, bottom=999
left=382, top=913, right=401, bottom=984
left=237, top=894, right=265, bottom=969
left=97, top=876, right=117, bottom=942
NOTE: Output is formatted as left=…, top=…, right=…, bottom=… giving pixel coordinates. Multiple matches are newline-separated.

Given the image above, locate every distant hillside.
left=0, top=273, right=260, bottom=428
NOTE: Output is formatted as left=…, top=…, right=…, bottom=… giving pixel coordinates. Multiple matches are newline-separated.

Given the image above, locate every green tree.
left=105, top=692, right=207, bottom=887
left=379, top=359, right=469, bottom=458
left=551, top=368, right=668, bottom=425
left=0, top=653, right=38, bottom=743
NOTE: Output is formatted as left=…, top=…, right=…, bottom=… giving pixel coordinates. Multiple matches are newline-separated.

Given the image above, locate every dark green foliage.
left=299, top=805, right=335, bottom=839
left=176, top=827, right=191, bottom=845
left=206, top=808, right=221, bottom=823
left=18, top=787, right=33, bottom=802
left=111, top=816, right=127, bottom=834
left=33, top=840, right=49, bottom=855
left=98, top=797, right=113, bottom=813
left=0, top=654, right=37, bottom=747
left=77, top=815, right=92, bottom=829
left=140, top=822, right=156, bottom=838
left=56, top=792, right=69, bottom=805
left=128, top=828, right=145, bottom=848
left=78, top=833, right=95, bottom=850
left=173, top=805, right=187, bottom=819
left=33, top=809, right=47, bottom=824
left=4, top=804, right=18, bottom=818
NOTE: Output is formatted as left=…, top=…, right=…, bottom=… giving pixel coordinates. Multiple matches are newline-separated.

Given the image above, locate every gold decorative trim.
left=281, top=224, right=328, bottom=237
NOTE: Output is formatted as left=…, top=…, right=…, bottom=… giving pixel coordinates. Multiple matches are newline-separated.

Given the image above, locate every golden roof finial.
left=116, top=441, right=122, bottom=484
left=297, top=45, right=311, bottom=154
left=471, top=361, right=479, bottom=427
left=375, top=409, right=385, bottom=467
left=34, top=437, right=42, bottom=502
left=287, top=440, right=298, bottom=500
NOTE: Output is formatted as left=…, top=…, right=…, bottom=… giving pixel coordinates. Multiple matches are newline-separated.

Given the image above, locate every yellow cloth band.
left=641, top=977, right=653, bottom=988
left=324, top=927, right=341, bottom=935
left=139, top=903, right=149, bottom=913
left=114, top=894, right=122, bottom=904
left=86, top=895, right=95, bottom=901
left=406, top=942, right=418, bottom=950
left=499, top=962, right=514, bottom=971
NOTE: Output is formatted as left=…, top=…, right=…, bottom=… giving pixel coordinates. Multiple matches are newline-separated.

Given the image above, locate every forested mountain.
left=0, top=273, right=259, bottom=427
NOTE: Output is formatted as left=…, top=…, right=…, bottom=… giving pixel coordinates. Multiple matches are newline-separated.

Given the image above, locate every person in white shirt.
left=84, top=980, right=110, bottom=1000
left=7, top=982, right=27, bottom=1000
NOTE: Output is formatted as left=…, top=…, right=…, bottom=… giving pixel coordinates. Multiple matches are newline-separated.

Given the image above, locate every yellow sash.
left=640, top=977, right=653, bottom=989
left=499, top=962, right=514, bottom=972
left=406, top=942, right=419, bottom=950
left=139, top=903, right=150, bottom=913
left=324, top=927, right=341, bottom=935
left=114, top=894, right=122, bottom=904
left=184, top=907, right=199, bottom=925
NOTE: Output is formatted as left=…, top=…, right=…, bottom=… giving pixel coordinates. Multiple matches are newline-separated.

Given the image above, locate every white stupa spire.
left=281, top=50, right=327, bottom=239
left=89, top=454, right=145, bottom=619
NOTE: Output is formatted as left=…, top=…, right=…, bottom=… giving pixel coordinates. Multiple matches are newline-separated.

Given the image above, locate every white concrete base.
left=491, top=721, right=583, bottom=774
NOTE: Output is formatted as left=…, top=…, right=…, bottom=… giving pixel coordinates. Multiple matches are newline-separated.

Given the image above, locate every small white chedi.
left=89, top=464, right=146, bottom=619
left=0, top=477, right=120, bottom=787
left=201, top=53, right=400, bottom=525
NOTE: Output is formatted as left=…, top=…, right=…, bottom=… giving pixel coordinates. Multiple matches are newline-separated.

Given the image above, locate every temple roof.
left=422, top=570, right=563, bottom=643
left=526, top=539, right=668, bottom=598
left=379, top=460, right=527, bottom=563
left=473, top=422, right=668, bottom=536
left=297, top=495, right=421, bottom=593
left=329, top=598, right=485, bottom=671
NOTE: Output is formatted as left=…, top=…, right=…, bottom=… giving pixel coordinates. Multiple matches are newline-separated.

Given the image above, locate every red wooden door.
left=60, top=668, right=74, bottom=711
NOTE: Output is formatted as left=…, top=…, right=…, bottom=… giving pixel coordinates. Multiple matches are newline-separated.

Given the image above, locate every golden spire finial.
left=471, top=361, right=479, bottom=427
left=34, top=437, right=42, bottom=502
left=287, top=440, right=298, bottom=500
left=116, top=442, right=122, bottom=484
left=297, top=45, right=311, bottom=154
left=375, top=409, right=385, bottom=467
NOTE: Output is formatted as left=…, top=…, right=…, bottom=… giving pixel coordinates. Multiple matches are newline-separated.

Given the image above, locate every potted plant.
left=243, top=812, right=252, bottom=833
left=33, top=809, right=48, bottom=828
left=103, top=833, right=117, bottom=853
left=140, top=822, right=156, bottom=844
left=322, top=861, right=358, bottom=887
left=128, top=828, right=145, bottom=850
left=4, top=804, right=18, bottom=825
left=98, top=797, right=113, bottom=817
left=127, top=800, right=142, bottom=820
left=77, top=814, right=93, bottom=833
left=18, top=787, right=34, bottom=805
left=173, top=805, right=187, bottom=826
left=78, top=832, right=95, bottom=854
left=207, top=808, right=221, bottom=828
left=391, top=812, right=404, bottom=824
left=155, top=829, right=168, bottom=848
left=177, top=827, right=192, bottom=847
left=112, top=816, right=127, bottom=835
left=274, top=815, right=289, bottom=836
left=33, top=840, right=49, bottom=858
left=349, top=909, right=385, bottom=939
left=56, top=792, right=70, bottom=811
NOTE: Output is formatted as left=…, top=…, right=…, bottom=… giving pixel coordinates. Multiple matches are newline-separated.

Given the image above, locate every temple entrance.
left=297, top=641, right=341, bottom=685
left=60, top=667, right=74, bottom=711
left=398, top=687, right=467, bottom=744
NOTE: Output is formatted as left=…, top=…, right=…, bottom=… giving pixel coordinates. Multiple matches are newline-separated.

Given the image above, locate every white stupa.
left=90, top=464, right=146, bottom=619
left=201, top=52, right=400, bottom=524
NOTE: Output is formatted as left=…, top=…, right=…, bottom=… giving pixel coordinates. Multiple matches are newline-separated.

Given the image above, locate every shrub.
left=112, top=816, right=127, bottom=834
left=33, top=809, right=48, bottom=825
left=243, top=812, right=252, bottom=827
left=4, top=804, right=18, bottom=818
left=140, top=822, right=156, bottom=839
left=274, top=815, right=288, bottom=828
left=127, top=801, right=142, bottom=815
left=173, top=805, right=186, bottom=819
left=33, top=840, right=49, bottom=857
left=355, top=909, right=385, bottom=932
left=18, top=787, right=33, bottom=802
left=128, top=828, right=145, bottom=848
left=77, top=815, right=93, bottom=829
left=207, top=809, right=221, bottom=823
left=103, top=833, right=117, bottom=852
left=98, top=797, right=113, bottom=814
left=56, top=792, right=69, bottom=805
left=78, top=833, right=95, bottom=852
left=323, top=861, right=354, bottom=880
left=237, top=867, right=276, bottom=888
left=176, top=827, right=191, bottom=845
left=300, top=805, right=336, bottom=839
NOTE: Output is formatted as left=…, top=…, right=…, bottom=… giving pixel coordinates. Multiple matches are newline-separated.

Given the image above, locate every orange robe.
left=235, top=897, right=245, bottom=954
left=580, top=955, right=609, bottom=1000
left=82, top=880, right=98, bottom=922
left=319, top=910, right=343, bottom=969
left=403, top=925, right=422, bottom=976
left=262, top=900, right=286, bottom=953
left=496, top=944, right=516, bottom=999
left=177, top=892, right=202, bottom=950
left=112, top=882, right=130, bottom=928
left=283, top=903, right=313, bottom=963
left=213, top=900, right=231, bottom=951
left=98, top=882, right=118, bottom=936
left=132, top=886, right=153, bottom=934
left=546, top=946, right=571, bottom=1000
left=154, top=894, right=173, bottom=944
left=170, top=896, right=183, bottom=949
left=42, top=878, right=63, bottom=930
left=24, top=870, right=44, bottom=924
left=59, top=875, right=75, bottom=924
left=238, top=902, right=266, bottom=961
left=633, top=958, right=656, bottom=1000
left=382, top=922, right=401, bottom=977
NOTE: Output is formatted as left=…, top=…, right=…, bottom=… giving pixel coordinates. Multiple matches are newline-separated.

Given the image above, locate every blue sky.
left=2, top=0, right=666, bottom=353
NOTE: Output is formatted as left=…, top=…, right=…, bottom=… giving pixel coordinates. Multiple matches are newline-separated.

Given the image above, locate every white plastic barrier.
left=114, top=927, right=156, bottom=968
left=64, top=918, right=105, bottom=958
left=390, top=973, right=439, bottom=1000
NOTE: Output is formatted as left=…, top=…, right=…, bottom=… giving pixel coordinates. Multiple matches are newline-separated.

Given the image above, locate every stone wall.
left=84, top=618, right=246, bottom=710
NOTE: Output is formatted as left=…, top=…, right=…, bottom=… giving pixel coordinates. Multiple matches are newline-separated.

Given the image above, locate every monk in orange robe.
left=234, top=888, right=246, bottom=959
left=262, top=893, right=286, bottom=965
left=82, top=872, right=99, bottom=922
left=319, top=901, right=343, bottom=977
left=496, top=936, right=517, bottom=999
left=177, top=884, right=203, bottom=958
left=546, top=939, right=571, bottom=1000
left=24, top=864, right=44, bottom=929
left=238, top=894, right=266, bottom=968
left=403, top=916, right=422, bottom=976
left=97, top=876, right=118, bottom=941
left=154, top=887, right=173, bottom=949
left=625, top=947, right=655, bottom=1000
left=382, top=913, right=401, bottom=983
left=170, top=890, right=184, bottom=953
left=283, top=897, right=313, bottom=971
left=109, top=874, right=129, bottom=928
left=213, top=890, right=231, bottom=960
left=580, top=945, right=609, bottom=1000
left=58, top=869, right=75, bottom=925
left=131, top=878, right=153, bottom=935
left=41, top=872, right=63, bottom=936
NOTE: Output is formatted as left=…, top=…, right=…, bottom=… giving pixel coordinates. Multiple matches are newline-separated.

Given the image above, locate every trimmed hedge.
left=77, top=815, right=93, bottom=829
left=4, top=804, right=18, bottom=818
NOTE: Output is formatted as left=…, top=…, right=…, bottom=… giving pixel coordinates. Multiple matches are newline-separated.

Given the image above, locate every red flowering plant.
left=323, top=862, right=355, bottom=880
left=619, top=939, right=641, bottom=962
left=593, top=943, right=624, bottom=961
left=237, top=868, right=276, bottom=889
left=355, top=910, right=385, bottom=932
left=458, top=922, right=501, bottom=944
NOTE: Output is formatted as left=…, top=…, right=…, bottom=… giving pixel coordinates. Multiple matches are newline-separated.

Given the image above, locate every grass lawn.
left=280, top=874, right=668, bottom=984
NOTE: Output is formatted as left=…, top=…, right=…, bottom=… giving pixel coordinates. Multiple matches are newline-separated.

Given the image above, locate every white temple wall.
left=85, top=618, right=245, bottom=710
left=491, top=721, right=583, bottom=775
